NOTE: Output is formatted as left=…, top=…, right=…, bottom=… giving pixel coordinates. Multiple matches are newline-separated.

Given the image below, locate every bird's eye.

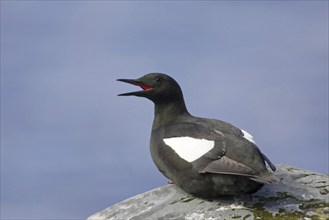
left=155, top=77, right=161, bottom=82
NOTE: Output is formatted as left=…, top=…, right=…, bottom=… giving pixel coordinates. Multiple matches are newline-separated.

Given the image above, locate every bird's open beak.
left=117, top=79, right=153, bottom=96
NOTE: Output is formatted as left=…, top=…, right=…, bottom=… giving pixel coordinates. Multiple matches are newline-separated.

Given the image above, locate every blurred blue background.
left=1, top=1, right=328, bottom=219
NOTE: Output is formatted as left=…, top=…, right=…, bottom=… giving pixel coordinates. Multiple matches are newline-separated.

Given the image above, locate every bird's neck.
left=152, top=99, right=190, bottom=130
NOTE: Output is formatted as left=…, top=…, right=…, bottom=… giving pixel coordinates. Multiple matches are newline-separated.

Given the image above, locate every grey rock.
left=87, top=164, right=329, bottom=220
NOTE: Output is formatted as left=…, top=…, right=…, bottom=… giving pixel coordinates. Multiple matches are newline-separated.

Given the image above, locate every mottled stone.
left=87, top=164, right=329, bottom=220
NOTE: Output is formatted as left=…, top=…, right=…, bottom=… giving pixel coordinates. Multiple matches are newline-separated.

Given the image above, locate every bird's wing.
left=237, top=128, right=276, bottom=171
left=199, top=155, right=279, bottom=184
left=162, top=121, right=279, bottom=184
left=163, top=121, right=227, bottom=157
left=199, top=155, right=256, bottom=175
left=254, top=146, right=276, bottom=171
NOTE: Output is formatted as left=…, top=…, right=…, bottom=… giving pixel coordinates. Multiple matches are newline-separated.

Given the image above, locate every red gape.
left=139, top=84, right=152, bottom=91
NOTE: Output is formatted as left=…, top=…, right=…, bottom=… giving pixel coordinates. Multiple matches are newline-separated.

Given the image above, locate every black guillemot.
left=117, top=73, right=278, bottom=198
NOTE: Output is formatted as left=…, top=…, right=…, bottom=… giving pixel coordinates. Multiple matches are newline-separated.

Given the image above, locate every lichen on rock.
left=87, top=164, right=329, bottom=220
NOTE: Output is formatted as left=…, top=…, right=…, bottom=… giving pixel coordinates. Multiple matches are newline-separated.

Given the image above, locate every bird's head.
left=117, top=73, right=184, bottom=104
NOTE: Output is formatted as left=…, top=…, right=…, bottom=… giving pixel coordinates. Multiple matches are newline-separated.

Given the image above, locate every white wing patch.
left=241, top=129, right=256, bottom=144
left=163, top=137, right=215, bottom=162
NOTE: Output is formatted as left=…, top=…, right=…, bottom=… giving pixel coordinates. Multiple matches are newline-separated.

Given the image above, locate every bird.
left=117, top=73, right=278, bottom=198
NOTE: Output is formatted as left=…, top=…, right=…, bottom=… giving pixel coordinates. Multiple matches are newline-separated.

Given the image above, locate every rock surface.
left=87, top=164, right=329, bottom=220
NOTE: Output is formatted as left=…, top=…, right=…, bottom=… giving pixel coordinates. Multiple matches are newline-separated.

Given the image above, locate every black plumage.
left=118, top=73, right=278, bottom=198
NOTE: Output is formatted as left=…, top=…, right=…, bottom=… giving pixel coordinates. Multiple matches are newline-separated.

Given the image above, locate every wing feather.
left=200, top=156, right=279, bottom=184
left=200, top=156, right=256, bottom=175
